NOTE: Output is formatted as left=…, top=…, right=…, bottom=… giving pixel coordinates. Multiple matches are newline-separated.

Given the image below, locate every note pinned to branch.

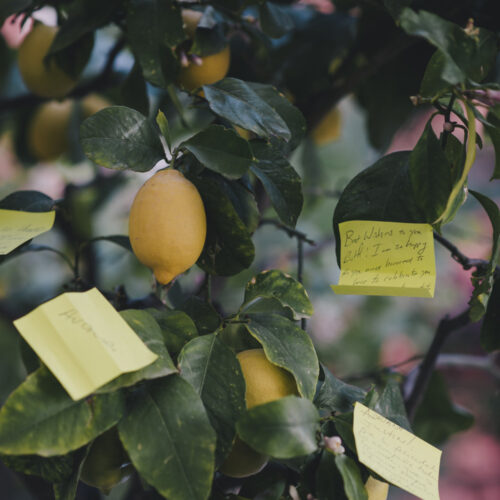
left=13, top=288, right=158, bottom=401
left=353, top=403, right=441, bottom=500
left=0, top=209, right=56, bottom=255
left=331, top=220, right=436, bottom=297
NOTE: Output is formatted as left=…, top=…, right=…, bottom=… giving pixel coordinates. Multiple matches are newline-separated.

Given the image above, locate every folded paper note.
left=0, top=209, right=56, bottom=254
left=13, top=288, right=158, bottom=400
left=353, top=402, right=441, bottom=500
left=331, top=220, right=436, bottom=297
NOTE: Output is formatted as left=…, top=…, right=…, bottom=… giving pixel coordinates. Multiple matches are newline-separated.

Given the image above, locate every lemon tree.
left=0, top=1, right=499, bottom=500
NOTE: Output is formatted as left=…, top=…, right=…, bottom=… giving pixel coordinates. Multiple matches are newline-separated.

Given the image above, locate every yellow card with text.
left=0, top=209, right=56, bottom=254
left=13, top=288, right=158, bottom=400
left=353, top=403, right=441, bottom=500
left=331, top=220, right=436, bottom=297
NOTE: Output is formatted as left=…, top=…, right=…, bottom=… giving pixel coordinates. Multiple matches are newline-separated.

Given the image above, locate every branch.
left=404, top=308, right=471, bottom=421
left=259, top=218, right=316, bottom=246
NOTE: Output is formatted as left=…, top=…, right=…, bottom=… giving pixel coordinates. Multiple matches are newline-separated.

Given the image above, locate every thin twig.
left=259, top=218, right=315, bottom=246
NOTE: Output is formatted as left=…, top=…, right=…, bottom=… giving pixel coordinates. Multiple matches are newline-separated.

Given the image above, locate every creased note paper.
left=0, top=209, right=55, bottom=254
left=331, top=220, right=435, bottom=297
left=353, top=403, right=441, bottom=500
left=13, top=288, right=158, bottom=401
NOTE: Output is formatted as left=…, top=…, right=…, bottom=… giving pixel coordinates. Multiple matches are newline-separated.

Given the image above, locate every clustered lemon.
left=17, top=23, right=76, bottom=98
left=219, top=348, right=299, bottom=478
left=128, top=169, right=207, bottom=284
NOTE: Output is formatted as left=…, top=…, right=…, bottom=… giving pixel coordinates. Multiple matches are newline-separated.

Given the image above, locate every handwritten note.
left=13, top=288, right=158, bottom=400
left=0, top=209, right=56, bottom=254
left=353, top=403, right=441, bottom=500
left=331, top=220, right=436, bottom=297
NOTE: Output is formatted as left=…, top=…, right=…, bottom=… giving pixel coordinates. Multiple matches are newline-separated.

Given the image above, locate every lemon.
left=219, top=348, right=298, bottom=477
left=365, top=476, right=389, bottom=500
left=128, top=169, right=207, bottom=284
left=311, top=107, right=341, bottom=146
left=17, top=23, right=76, bottom=98
left=80, top=428, right=132, bottom=494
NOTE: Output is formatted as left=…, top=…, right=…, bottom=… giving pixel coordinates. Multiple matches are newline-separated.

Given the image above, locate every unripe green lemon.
left=219, top=349, right=299, bottom=478
left=17, top=23, right=76, bottom=98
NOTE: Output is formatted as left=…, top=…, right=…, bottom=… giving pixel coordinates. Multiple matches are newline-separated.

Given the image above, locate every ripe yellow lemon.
left=220, top=349, right=299, bottom=477
left=311, top=107, right=341, bottom=146
left=365, top=476, right=389, bottom=500
left=128, top=169, right=207, bottom=284
left=17, top=23, right=76, bottom=98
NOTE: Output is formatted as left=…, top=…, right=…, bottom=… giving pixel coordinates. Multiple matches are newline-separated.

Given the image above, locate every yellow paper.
left=353, top=403, right=441, bottom=500
left=331, top=220, right=435, bottom=297
left=0, top=209, right=56, bottom=254
left=13, top=288, right=158, bottom=400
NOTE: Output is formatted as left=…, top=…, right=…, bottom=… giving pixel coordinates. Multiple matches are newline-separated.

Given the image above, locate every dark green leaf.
left=118, top=375, right=216, bottom=500
left=315, top=450, right=345, bottom=500
left=413, top=372, right=473, bottom=446
left=49, top=31, right=94, bottom=81
left=485, top=105, right=500, bottom=180
left=190, top=8, right=227, bottom=58
left=333, top=413, right=356, bottom=453
left=238, top=465, right=287, bottom=500
left=179, top=296, right=222, bottom=335
left=147, top=308, right=198, bottom=356
left=126, top=0, right=184, bottom=87
left=182, top=125, right=253, bottom=179
left=314, top=364, right=366, bottom=414
left=96, top=310, right=176, bottom=393
left=87, top=235, right=132, bottom=252
left=420, top=50, right=452, bottom=97
left=240, top=297, right=295, bottom=320
left=374, top=377, right=411, bottom=431
left=0, top=367, right=125, bottom=456
left=250, top=141, right=303, bottom=227
left=259, top=3, right=294, bottom=39
left=243, top=269, right=313, bottom=320
left=218, top=323, right=262, bottom=353
left=480, top=277, right=500, bottom=352
left=53, top=447, right=89, bottom=500
left=0, top=0, right=31, bottom=24
left=236, top=396, right=319, bottom=458
left=383, top=0, right=413, bottom=19
left=221, top=178, right=259, bottom=234
left=178, top=334, right=246, bottom=465
left=333, top=152, right=425, bottom=265
left=203, top=78, right=291, bottom=142
left=334, top=454, right=368, bottom=500
left=80, top=106, right=164, bottom=172
left=245, top=313, right=319, bottom=400
left=120, top=63, right=150, bottom=116
left=409, top=122, right=452, bottom=224
left=0, top=191, right=54, bottom=212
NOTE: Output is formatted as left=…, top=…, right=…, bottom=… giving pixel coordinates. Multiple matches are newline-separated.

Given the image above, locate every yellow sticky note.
left=331, top=220, right=435, bottom=297
left=0, top=209, right=56, bottom=254
left=353, top=403, right=441, bottom=500
left=13, top=288, right=158, bottom=400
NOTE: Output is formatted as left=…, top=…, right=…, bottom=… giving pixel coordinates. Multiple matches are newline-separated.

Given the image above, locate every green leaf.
left=53, top=447, right=89, bottom=500
left=400, top=9, right=496, bottom=84
left=409, top=122, right=453, bottom=223
left=0, top=191, right=54, bottom=212
left=0, top=0, right=31, bottom=24
left=240, top=297, right=295, bottom=320
left=374, top=377, right=411, bottom=431
left=238, top=465, right=287, bottom=499
left=218, top=323, right=261, bottom=353
left=80, top=106, right=164, bottom=172
left=86, top=235, right=132, bottom=252
left=315, top=450, right=345, bottom=500
left=120, top=63, right=150, bottom=116
left=250, top=141, right=303, bottom=228
left=48, top=31, right=94, bottom=81
left=480, top=277, right=500, bottom=352
left=178, top=334, right=246, bottom=465
left=245, top=313, right=319, bottom=400
left=179, top=296, right=222, bottom=336
left=413, top=372, right=473, bottom=446
left=182, top=125, right=253, bottom=179
left=118, top=375, right=216, bottom=500
left=203, top=78, right=291, bottom=142
left=0, top=367, right=125, bottom=456
left=156, top=110, right=172, bottom=152
left=126, top=0, right=184, bottom=87
left=147, top=308, right=198, bottom=356
left=236, top=396, right=319, bottom=458
left=485, top=105, right=500, bottom=180
left=243, top=269, right=313, bottom=320
left=383, top=0, right=413, bottom=19
left=259, top=3, right=294, bottom=39
left=334, top=454, right=368, bottom=500
left=314, top=364, right=366, bottom=414
left=420, top=50, right=453, bottom=98
left=186, top=170, right=255, bottom=276
left=333, top=151, right=424, bottom=265
left=96, top=310, right=177, bottom=393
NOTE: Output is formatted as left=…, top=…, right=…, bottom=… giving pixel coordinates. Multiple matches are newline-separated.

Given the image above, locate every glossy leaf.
left=182, top=125, right=253, bottom=179
left=118, top=375, right=216, bottom=500
left=80, top=106, right=164, bottom=171
left=96, top=310, right=177, bottom=393
left=179, top=296, right=222, bottom=336
left=243, top=269, right=313, bottom=320
left=218, top=323, right=261, bottom=353
left=315, top=450, right=345, bottom=500
left=0, top=367, right=125, bottom=456
left=420, top=50, right=452, bottom=97
left=259, top=3, right=294, bottom=39
left=178, top=334, right=246, bottom=465
left=53, top=447, right=89, bottom=500
left=236, top=396, right=319, bottom=458
left=0, top=191, right=54, bottom=212
left=240, top=297, right=295, bottom=320
left=314, top=364, right=366, bottom=414
left=203, top=78, right=291, bottom=142
left=245, top=313, right=319, bottom=400
left=374, top=377, right=411, bottom=431
left=250, top=141, right=303, bottom=228
left=334, top=454, right=368, bottom=500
